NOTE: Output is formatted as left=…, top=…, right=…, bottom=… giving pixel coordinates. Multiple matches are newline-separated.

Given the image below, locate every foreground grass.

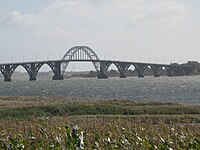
left=0, top=96, right=200, bottom=149
left=0, top=116, right=200, bottom=149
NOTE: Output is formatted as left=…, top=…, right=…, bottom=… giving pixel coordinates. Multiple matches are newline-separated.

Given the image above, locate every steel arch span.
left=61, top=46, right=100, bottom=75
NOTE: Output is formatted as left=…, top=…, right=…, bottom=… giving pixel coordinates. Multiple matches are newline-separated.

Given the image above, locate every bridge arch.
left=37, top=63, right=53, bottom=73
left=126, top=64, right=139, bottom=77
left=12, top=65, right=32, bottom=75
left=36, top=62, right=57, bottom=77
left=61, top=46, right=100, bottom=75
left=144, top=65, right=158, bottom=77
left=0, top=64, right=34, bottom=81
left=104, top=62, right=131, bottom=78
left=128, top=64, right=161, bottom=77
left=7, top=63, right=56, bottom=81
left=9, top=64, right=32, bottom=80
left=160, top=65, right=173, bottom=76
left=104, top=62, right=121, bottom=77
left=105, top=62, right=121, bottom=72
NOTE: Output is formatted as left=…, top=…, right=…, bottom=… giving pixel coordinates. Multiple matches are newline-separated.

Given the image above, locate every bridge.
left=0, top=46, right=191, bottom=82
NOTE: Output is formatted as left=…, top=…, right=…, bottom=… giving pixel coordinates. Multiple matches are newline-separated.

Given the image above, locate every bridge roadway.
left=0, top=46, right=191, bottom=81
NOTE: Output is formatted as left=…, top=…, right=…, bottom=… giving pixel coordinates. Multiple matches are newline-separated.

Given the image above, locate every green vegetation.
left=184, top=61, right=200, bottom=75
left=0, top=96, right=200, bottom=149
left=1, top=103, right=200, bottom=121
left=0, top=116, right=200, bottom=149
left=0, top=96, right=200, bottom=121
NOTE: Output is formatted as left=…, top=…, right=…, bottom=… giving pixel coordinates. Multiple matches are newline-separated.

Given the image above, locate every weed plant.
left=0, top=116, right=200, bottom=149
left=0, top=97, right=200, bottom=149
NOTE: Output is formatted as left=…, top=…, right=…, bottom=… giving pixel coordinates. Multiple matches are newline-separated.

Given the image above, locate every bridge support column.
left=154, top=74, right=160, bottom=77
left=4, top=65, right=11, bottom=82
left=119, top=69, right=127, bottom=78
left=52, top=61, right=64, bottom=80
left=120, top=73, right=126, bottom=78
left=135, top=64, right=145, bottom=78
left=138, top=73, right=144, bottom=78
left=29, top=63, right=37, bottom=81
left=4, top=77, right=11, bottom=82
left=168, top=73, right=173, bottom=77
left=97, top=74, right=108, bottom=79
left=97, top=62, right=108, bottom=79
left=152, top=66, right=160, bottom=77
left=97, top=70, right=108, bottom=79
left=52, top=75, right=64, bottom=80
left=166, top=66, right=174, bottom=77
left=118, top=63, right=127, bottom=78
left=29, top=76, right=36, bottom=81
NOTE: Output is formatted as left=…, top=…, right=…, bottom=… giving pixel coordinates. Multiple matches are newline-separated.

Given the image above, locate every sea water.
left=0, top=76, right=200, bottom=104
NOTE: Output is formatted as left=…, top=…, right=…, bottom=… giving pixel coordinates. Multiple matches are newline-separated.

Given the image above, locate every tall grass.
left=0, top=117, right=200, bottom=149
left=0, top=97, right=200, bottom=149
left=0, top=96, right=200, bottom=121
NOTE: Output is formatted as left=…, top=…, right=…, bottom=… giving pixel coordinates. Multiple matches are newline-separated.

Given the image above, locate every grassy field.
left=0, top=96, right=200, bottom=120
left=0, top=96, right=200, bottom=149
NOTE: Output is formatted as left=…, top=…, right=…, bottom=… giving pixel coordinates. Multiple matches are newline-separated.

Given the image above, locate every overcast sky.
left=0, top=0, right=200, bottom=71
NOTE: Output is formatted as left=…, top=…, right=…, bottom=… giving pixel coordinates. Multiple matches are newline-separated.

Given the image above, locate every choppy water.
left=0, top=76, right=200, bottom=104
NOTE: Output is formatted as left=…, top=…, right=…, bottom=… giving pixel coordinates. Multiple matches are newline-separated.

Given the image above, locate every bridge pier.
left=52, top=75, right=64, bottom=80
left=4, top=65, right=11, bottom=82
left=117, top=63, right=127, bottom=78
left=4, top=77, right=11, bottom=82
left=97, top=69, right=108, bottom=79
left=97, top=62, right=108, bottom=79
left=153, top=67, right=160, bottom=77
left=152, top=66, right=161, bottom=77
left=138, top=74, right=144, bottom=78
left=154, top=74, right=160, bottom=77
left=29, top=63, right=37, bottom=81
left=29, top=76, right=36, bottom=81
left=165, top=66, right=174, bottom=77
left=120, top=73, right=126, bottom=78
left=97, top=74, right=108, bottom=79
left=135, top=64, right=145, bottom=78
left=168, top=73, right=173, bottom=77
left=52, top=61, right=64, bottom=80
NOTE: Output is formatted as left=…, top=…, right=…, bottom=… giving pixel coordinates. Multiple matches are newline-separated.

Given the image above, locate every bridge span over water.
left=0, top=46, right=191, bottom=81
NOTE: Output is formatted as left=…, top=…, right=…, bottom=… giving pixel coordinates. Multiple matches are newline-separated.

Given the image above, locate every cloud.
left=1, top=0, right=190, bottom=29
left=0, top=10, right=36, bottom=27
left=0, top=0, right=198, bottom=63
